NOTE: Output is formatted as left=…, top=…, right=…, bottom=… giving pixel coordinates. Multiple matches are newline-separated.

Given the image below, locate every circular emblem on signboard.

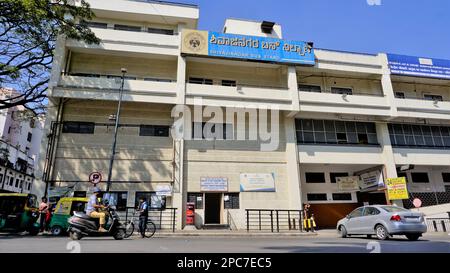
left=89, top=172, right=102, bottom=185
left=413, top=198, right=422, bottom=208
left=184, top=32, right=206, bottom=53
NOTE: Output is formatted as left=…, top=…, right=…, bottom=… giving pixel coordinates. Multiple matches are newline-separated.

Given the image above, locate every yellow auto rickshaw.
left=48, top=197, right=88, bottom=236
left=0, top=193, right=40, bottom=235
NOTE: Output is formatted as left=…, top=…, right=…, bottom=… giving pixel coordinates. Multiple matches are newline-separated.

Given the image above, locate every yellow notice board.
left=386, top=177, right=409, bottom=200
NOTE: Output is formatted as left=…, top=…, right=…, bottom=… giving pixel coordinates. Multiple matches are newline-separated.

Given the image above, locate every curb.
left=152, top=232, right=319, bottom=238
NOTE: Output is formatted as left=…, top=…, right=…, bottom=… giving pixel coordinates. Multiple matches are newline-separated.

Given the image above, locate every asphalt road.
left=0, top=231, right=449, bottom=253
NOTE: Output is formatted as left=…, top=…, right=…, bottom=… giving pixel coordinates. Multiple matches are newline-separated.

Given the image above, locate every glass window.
left=305, top=173, right=326, bottom=183
left=442, top=173, right=450, bottom=183
left=331, top=87, right=352, bottom=95
left=139, top=125, right=170, bottom=137
left=330, top=172, right=349, bottom=183
left=345, top=122, right=356, bottom=133
left=314, top=132, right=326, bottom=143
left=302, top=119, right=313, bottom=131
left=357, top=133, right=369, bottom=144
left=298, top=84, right=321, bottom=92
left=380, top=206, right=409, bottom=213
left=221, top=80, right=236, bottom=87
left=147, top=28, right=174, bottom=35
left=336, top=133, right=347, bottom=144
left=363, top=207, right=380, bottom=216
left=424, top=94, right=443, bottom=101
left=395, top=92, right=405, bottom=99
left=104, top=192, right=128, bottom=211
left=347, top=132, right=358, bottom=144
left=84, top=21, right=108, bottom=29
left=135, top=192, right=166, bottom=209
left=411, top=173, right=430, bottom=183
left=187, top=193, right=203, bottom=209
left=189, top=77, right=213, bottom=85
left=313, top=120, right=324, bottom=131
left=114, top=24, right=142, bottom=32
left=324, top=120, right=335, bottom=132
left=332, top=193, right=352, bottom=201
left=296, top=119, right=377, bottom=146
left=348, top=207, right=364, bottom=218
left=62, top=122, right=95, bottom=134
left=224, top=193, right=240, bottom=209
left=307, top=193, right=327, bottom=201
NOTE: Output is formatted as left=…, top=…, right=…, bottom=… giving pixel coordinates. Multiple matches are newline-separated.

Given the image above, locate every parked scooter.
left=67, top=205, right=125, bottom=240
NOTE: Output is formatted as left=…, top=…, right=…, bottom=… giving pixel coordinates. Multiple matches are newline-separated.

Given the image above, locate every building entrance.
left=204, top=193, right=222, bottom=224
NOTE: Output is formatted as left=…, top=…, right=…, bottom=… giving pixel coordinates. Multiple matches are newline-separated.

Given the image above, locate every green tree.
left=0, top=0, right=100, bottom=114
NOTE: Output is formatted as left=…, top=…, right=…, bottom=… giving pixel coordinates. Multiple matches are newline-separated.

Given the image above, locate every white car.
left=336, top=205, right=427, bottom=241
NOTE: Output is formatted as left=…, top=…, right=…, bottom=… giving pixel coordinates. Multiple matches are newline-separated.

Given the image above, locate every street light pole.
left=105, top=68, right=127, bottom=193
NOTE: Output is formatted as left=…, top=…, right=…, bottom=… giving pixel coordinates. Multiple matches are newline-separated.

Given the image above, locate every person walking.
left=137, top=197, right=149, bottom=238
left=39, top=197, right=49, bottom=233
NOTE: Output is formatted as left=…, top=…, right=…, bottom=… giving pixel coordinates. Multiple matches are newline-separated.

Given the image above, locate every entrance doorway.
left=204, top=193, right=221, bottom=224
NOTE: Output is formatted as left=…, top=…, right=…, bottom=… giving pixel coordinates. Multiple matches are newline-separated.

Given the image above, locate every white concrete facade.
left=36, top=0, right=450, bottom=230
left=0, top=89, right=45, bottom=193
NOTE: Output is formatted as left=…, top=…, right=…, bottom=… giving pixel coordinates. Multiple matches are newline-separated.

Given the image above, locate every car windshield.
left=380, top=206, right=409, bottom=213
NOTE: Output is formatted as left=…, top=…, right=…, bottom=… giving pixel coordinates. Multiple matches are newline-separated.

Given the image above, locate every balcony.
left=185, top=83, right=293, bottom=110
left=53, top=75, right=178, bottom=104
left=299, top=91, right=391, bottom=117
left=66, top=27, right=180, bottom=56
left=395, top=98, right=450, bottom=120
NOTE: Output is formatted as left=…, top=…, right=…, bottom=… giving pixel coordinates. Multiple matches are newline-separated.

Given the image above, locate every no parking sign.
left=89, top=172, right=102, bottom=185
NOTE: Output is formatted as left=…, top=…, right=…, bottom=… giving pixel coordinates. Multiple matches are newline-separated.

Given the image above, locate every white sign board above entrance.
left=200, top=177, right=228, bottom=192
left=240, top=173, right=276, bottom=192
left=336, top=176, right=360, bottom=192
left=359, top=170, right=384, bottom=190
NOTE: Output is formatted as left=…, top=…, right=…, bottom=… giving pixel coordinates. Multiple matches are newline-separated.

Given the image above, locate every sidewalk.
left=152, top=229, right=319, bottom=237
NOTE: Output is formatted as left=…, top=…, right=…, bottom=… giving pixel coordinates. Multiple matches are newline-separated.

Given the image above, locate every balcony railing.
left=186, top=83, right=292, bottom=105
left=299, top=90, right=390, bottom=113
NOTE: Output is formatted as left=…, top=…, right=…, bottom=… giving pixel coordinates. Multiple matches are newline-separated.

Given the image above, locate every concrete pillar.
left=32, top=99, right=61, bottom=199
left=285, top=115, right=302, bottom=209
left=176, top=24, right=187, bottom=106
left=376, top=122, right=403, bottom=206
left=48, top=37, right=67, bottom=96
left=378, top=53, right=398, bottom=117
left=172, top=23, right=189, bottom=230
left=287, top=66, right=300, bottom=115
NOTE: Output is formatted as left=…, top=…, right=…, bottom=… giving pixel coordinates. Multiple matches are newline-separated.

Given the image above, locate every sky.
left=173, top=0, right=450, bottom=60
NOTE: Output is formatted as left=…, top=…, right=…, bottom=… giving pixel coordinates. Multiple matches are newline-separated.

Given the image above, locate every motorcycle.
left=67, top=205, right=126, bottom=240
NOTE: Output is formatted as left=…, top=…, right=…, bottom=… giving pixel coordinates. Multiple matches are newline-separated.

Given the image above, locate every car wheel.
left=406, top=234, right=421, bottom=241
left=339, top=226, right=348, bottom=238
left=375, top=225, right=389, bottom=240
left=51, top=226, right=63, bottom=236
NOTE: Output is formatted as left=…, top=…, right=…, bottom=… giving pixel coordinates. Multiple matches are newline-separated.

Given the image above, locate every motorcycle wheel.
left=70, top=231, right=82, bottom=240
left=114, top=229, right=125, bottom=240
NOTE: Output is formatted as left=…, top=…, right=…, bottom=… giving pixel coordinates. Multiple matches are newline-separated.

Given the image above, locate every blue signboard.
left=387, top=53, right=450, bottom=79
left=208, top=32, right=315, bottom=65
left=181, top=30, right=315, bottom=65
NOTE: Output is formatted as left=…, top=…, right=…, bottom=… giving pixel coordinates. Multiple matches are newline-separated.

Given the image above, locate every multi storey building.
left=0, top=89, right=45, bottom=194
left=35, top=0, right=450, bottom=229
